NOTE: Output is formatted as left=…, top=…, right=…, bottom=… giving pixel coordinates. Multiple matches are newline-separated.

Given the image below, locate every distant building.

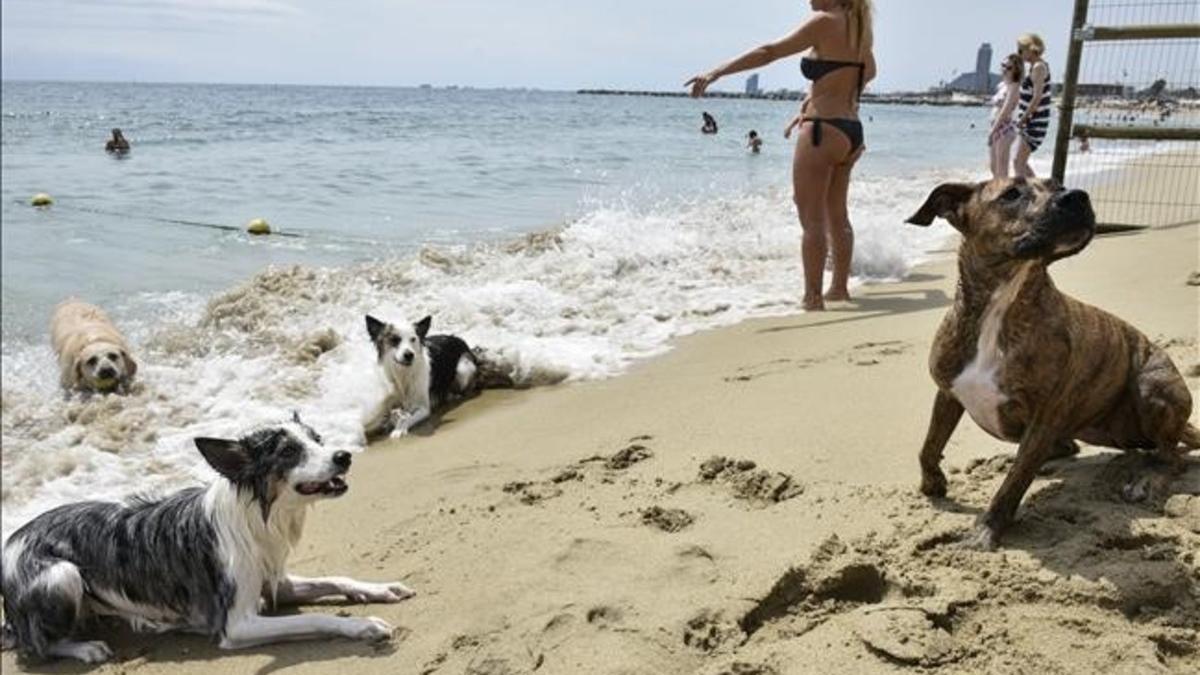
left=745, top=74, right=760, bottom=96
left=1076, top=83, right=1132, bottom=98
left=943, top=42, right=1000, bottom=94
left=975, top=43, right=993, bottom=93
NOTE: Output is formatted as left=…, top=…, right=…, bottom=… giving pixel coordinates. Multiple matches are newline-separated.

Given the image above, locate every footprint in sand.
left=682, top=609, right=742, bottom=654
left=723, top=358, right=816, bottom=383
left=715, top=664, right=780, bottom=675
left=641, top=506, right=694, bottom=532
left=850, top=340, right=910, bottom=366
left=500, top=435, right=655, bottom=506
left=585, top=605, right=624, bottom=627
left=698, top=456, right=804, bottom=506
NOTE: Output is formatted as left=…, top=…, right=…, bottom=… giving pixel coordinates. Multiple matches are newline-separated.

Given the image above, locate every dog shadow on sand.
left=10, top=602, right=405, bottom=675
left=914, top=449, right=1200, bottom=658
left=980, top=451, right=1199, bottom=615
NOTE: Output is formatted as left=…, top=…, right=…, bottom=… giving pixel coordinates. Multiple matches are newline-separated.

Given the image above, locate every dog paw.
left=388, top=425, right=410, bottom=439
left=347, top=582, right=416, bottom=603
left=346, top=616, right=394, bottom=642
left=919, top=470, right=948, bottom=498
left=955, top=524, right=999, bottom=551
left=1049, top=439, right=1081, bottom=460
left=381, top=582, right=416, bottom=602
left=56, top=640, right=114, bottom=663
left=1121, top=476, right=1151, bottom=503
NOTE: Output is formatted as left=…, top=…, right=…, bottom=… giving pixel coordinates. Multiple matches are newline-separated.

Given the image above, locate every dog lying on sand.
left=0, top=413, right=414, bottom=663
left=50, top=299, right=138, bottom=394
left=364, top=315, right=478, bottom=438
left=907, top=178, right=1198, bottom=549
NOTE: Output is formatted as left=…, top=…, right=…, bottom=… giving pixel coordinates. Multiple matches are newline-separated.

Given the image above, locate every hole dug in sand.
left=738, top=554, right=891, bottom=638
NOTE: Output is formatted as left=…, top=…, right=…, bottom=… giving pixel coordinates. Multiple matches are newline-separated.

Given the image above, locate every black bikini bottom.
left=804, top=117, right=863, bottom=153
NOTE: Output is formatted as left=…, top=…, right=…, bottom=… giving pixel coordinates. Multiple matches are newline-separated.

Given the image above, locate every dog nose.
left=98, top=366, right=117, bottom=378
left=401, top=352, right=414, bottom=364
left=1057, top=189, right=1091, bottom=212
left=332, top=451, right=352, bottom=470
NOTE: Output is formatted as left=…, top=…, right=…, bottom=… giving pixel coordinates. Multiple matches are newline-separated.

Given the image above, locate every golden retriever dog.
left=50, top=299, right=138, bottom=394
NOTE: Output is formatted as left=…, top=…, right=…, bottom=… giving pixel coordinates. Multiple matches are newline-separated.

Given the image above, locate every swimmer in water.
left=701, top=111, right=718, bottom=134
left=747, top=130, right=763, bottom=153
left=105, top=128, right=130, bottom=154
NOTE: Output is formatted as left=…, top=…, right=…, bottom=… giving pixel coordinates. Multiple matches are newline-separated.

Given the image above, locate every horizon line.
left=1, top=76, right=937, bottom=97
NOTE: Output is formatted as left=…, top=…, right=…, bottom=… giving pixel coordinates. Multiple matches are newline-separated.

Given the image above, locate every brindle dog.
left=907, top=178, right=1198, bottom=549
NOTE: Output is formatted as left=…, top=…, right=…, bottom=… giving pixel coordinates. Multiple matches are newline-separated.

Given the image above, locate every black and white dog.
left=0, top=414, right=414, bottom=663
left=364, top=315, right=478, bottom=439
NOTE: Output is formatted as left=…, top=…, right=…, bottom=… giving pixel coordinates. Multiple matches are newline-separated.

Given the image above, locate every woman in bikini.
left=1013, top=33, right=1051, bottom=178
left=686, top=0, right=875, bottom=310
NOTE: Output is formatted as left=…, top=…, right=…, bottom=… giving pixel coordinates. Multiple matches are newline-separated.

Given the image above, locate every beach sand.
left=4, top=186, right=1198, bottom=674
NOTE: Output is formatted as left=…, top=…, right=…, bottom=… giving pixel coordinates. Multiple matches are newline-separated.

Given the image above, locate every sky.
left=1, top=1, right=1078, bottom=93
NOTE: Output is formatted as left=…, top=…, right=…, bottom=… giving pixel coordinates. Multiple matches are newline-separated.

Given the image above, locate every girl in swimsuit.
left=686, top=0, right=876, bottom=310
left=989, top=54, right=1023, bottom=179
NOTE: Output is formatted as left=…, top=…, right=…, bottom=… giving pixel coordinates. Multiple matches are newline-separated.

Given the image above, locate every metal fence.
left=1053, top=0, right=1200, bottom=229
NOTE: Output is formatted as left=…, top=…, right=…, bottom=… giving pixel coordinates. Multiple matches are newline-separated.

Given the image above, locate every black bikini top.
left=801, top=57, right=865, bottom=95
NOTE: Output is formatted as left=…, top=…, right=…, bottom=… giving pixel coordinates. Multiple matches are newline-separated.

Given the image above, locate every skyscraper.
left=975, top=43, right=993, bottom=93
left=745, top=74, right=760, bottom=96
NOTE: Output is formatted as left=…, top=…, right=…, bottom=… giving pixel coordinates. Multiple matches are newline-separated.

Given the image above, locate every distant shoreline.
left=577, top=89, right=990, bottom=107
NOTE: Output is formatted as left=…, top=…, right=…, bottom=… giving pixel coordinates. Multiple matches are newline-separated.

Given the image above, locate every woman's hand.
left=684, top=72, right=718, bottom=98
left=783, top=114, right=802, bottom=139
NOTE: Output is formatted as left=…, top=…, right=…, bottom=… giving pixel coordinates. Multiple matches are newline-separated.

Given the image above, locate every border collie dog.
left=364, top=315, right=478, bottom=438
left=0, top=414, right=414, bottom=663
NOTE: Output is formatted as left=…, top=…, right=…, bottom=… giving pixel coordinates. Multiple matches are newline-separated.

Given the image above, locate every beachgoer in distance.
left=105, top=128, right=130, bottom=154
left=988, top=53, right=1023, bottom=179
left=686, top=0, right=876, bottom=310
left=747, top=130, right=763, bottom=153
left=1014, top=33, right=1050, bottom=177
left=702, top=111, right=718, bottom=134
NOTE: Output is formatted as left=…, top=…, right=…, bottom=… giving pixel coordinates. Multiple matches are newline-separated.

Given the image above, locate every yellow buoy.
left=31, top=193, right=53, bottom=207
left=246, top=218, right=271, bottom=236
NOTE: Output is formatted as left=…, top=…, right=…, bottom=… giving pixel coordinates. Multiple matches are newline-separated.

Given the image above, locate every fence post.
left=1052, top=0, right=1091, bottom=183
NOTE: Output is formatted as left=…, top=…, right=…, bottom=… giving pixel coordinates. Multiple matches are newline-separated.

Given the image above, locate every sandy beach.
left=4, top=187, right=1198, bottom=673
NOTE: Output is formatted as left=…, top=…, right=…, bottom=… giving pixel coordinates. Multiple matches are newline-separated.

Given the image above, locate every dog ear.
left=414, top=315, right=432, bottom=339
left=365, top=315, right=385, bottom=342
left=121, top=350, right=138, bottom=379
left=194, top=437, right=249, bottom=481
left=906, top=183, right=975, bottom=231
left=70, top=358, right=85, bottom=388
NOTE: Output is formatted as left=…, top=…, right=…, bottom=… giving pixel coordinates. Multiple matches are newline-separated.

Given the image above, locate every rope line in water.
left=52, top=203, right=304, bottom=238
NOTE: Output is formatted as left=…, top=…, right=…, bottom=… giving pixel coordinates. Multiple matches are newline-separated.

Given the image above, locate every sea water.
left=2, top=81, right=1059, bottom=534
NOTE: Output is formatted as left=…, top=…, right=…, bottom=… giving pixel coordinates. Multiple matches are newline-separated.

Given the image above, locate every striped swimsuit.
left=1016, top=63, right=1051, bottom=151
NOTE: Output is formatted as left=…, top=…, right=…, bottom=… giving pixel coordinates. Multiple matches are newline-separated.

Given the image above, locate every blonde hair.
left=842, top=0, right=874, bottom=55
left=1017, top=33, right=1045, bottom=56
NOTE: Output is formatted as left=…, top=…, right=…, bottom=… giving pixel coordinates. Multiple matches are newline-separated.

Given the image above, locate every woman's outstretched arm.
left=685, top=14, right=830, bottom=97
